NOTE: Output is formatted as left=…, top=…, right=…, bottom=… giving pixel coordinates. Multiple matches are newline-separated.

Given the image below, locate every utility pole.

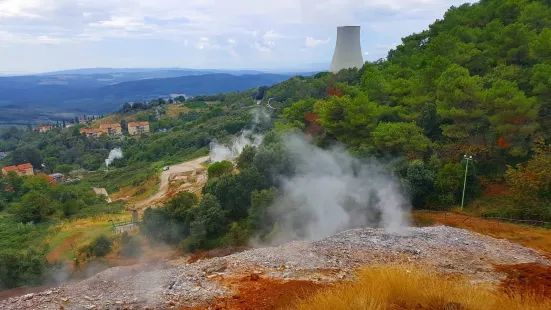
left=461, top=155, right=473, bottom=211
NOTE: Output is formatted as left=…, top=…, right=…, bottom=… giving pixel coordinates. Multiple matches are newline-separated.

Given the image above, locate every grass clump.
left=294, top=265, right=551, bottom=310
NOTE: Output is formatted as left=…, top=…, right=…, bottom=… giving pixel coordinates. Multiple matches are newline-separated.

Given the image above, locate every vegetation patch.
left=294, top=265, right=551, bottom=310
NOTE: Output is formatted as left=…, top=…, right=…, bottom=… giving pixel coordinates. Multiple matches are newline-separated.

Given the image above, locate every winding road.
left=132, top=156, right=210, bottom=209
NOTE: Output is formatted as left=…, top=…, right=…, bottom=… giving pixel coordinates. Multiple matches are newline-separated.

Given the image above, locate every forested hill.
left=274, top=0, right=551, bottom=218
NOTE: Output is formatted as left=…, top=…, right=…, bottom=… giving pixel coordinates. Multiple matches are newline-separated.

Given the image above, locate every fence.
left=416, top=210, right=550, bottom=228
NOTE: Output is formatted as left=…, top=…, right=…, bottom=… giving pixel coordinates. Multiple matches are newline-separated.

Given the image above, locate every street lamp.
left=461, top=155, right=473, bottom=211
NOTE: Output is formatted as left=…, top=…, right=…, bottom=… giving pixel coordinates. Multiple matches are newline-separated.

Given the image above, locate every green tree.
left=0, top=249, right=50, bottom=289
left=249, top=188, right=276, bottom=232
left=14, top=191, right=56, bottom=223
left=43, top=157, right=58, bottom=173
left=207, top=160, right=234, bottom=178
left=436, top=64, right=486, bottom=141
left=371, top=122, right=431, bottom=157
left=530, top=28, right=551, bottom=60
left=195, top=194, right=227, bottom=236
left=405, top=161, right=436, bottom=209
left=89, top=235, right=112, bottom=257
left=237, top=145, right=256, bottom=170
left=484, top=80, right=539, bottom=156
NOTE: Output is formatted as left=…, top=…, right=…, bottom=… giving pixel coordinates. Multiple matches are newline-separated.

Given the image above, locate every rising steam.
left=209, top=107, right=271, bottom=162
left=266, top=134, right=410, bottom=244
left=105, top=148, right=123, bottom=168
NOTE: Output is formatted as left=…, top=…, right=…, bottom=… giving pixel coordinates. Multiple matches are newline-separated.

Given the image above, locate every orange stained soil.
left=495, top=263, right=551, bottom=298
left=182, top=275, right=328, bottom=310
left=413, top=211, right=551, bottom=258
left=46, top=232, right=84, bottom=263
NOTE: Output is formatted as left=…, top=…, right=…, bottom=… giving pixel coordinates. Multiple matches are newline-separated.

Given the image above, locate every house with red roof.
left=128, top=121, right=150, bottom=135
left=2, top=163, right=34, bottom=176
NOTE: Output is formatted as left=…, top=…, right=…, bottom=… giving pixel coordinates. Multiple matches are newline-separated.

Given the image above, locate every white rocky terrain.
left=2, top=226, right=548, bottom=310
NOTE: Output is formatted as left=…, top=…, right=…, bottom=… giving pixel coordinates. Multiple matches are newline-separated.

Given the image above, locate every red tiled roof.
left=17, top=163, right=33, bottom=170
left=37, top=125, right=52, bottom=129
left=100, top=123, right=121, bottom=129
left=80, top=128, right=103, bottom=134
left=128, top=121, right=149, bottom=127
left=2, top=165, right=18, bottom=172
left=2, top=163, right=33, bottom=173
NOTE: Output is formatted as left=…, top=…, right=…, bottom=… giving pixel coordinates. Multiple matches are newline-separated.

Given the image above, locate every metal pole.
left=461, top=155, right=472, bottom=211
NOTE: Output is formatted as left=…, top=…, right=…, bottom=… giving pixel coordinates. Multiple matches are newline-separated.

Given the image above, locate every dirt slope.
left=132, top=156, right=209, bottom=210
left=2, top=226, right=548, bottom=310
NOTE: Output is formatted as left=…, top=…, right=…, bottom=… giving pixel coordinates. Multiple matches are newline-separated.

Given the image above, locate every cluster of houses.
left=79, top=121, right=150, bottom=138
left=1, top=163, right=78, bottom=184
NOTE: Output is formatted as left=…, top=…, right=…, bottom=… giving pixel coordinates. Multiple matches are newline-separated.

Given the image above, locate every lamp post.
left=461, top=155, right=473, bottom=211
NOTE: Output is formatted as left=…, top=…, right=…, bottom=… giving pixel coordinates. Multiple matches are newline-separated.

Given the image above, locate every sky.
left=0, top=0, right=471, bottom=73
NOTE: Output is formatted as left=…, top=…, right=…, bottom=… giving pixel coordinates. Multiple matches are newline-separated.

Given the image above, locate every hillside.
left=0, top=72, right=294, bottom=123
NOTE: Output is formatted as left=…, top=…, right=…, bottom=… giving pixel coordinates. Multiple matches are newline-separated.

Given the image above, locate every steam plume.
left=209, top=107, right=270, bottom=162
left=267, top=134, right=410, bottom=244
left=105, top=148, right=123, bottom=168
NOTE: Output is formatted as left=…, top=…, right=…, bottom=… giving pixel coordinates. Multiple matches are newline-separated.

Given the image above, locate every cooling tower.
left=329, top=26, right=364, bottom=73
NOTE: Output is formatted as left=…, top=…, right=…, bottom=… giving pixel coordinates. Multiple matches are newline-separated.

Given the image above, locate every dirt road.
left=132, top=156, right=209, bottom=209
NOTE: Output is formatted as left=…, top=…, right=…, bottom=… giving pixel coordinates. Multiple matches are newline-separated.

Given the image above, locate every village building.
left=100, top=123, right=122, bottom=136
left=79, top=119, right=88, bottom=124
left=36, top=125, right=53, bottom=133
left=128, top=121, right=150, bottom=135
left=2, top=163, right=34, bottom=176
left=80, top=128, right=104, bottom=138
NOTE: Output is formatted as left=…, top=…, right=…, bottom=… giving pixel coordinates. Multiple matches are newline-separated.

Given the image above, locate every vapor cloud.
left=268, top=134, right=410, bottom=244
left=209, top=106, right=271, bottom=162
left=105, top=148, right=123, bottom=167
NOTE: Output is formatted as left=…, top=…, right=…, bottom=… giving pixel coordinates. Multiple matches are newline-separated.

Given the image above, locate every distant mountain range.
left=0, top=69, right=317, bottom=124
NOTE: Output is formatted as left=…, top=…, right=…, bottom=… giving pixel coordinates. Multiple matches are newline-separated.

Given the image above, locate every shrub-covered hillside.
left=276, top=0, right=551, bottom=218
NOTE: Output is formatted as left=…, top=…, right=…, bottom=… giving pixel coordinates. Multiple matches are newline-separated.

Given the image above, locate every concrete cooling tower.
left=329, top=26, right=364, bottom=73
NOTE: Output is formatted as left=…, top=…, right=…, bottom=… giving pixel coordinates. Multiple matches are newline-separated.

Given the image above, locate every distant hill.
left=38, top=68, right=265, bottom=76
left=0, top=72, right=294, bottom=123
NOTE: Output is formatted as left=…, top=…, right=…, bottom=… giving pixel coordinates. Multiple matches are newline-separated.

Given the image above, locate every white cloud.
left=0, top=0, right=470, bottom=72
left=305, top=36, right=329, bottom=47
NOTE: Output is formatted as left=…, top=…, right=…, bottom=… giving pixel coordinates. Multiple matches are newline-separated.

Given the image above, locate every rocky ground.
left=2, top=226, right=548, bottom=310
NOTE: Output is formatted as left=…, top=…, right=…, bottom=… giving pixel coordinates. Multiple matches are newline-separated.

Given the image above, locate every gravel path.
left=132, top=156, right=209, bottom=209
left=2, top=226, right=547, bottom=310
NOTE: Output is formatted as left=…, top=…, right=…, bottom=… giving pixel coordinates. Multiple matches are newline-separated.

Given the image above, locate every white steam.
left=209, top=131, right=263, bottom=162
left=105, top=148, right=123, bottom=168
left=209, top=107, right=271, bottom=163
left=268, top=134, right=410, bottom=244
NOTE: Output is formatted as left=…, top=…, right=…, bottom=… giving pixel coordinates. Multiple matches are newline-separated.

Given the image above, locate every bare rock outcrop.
left=1, top=226, right=547, bottom=309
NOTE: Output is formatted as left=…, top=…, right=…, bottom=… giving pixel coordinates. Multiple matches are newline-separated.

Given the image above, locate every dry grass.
left=110, top=175, right=158, bottom=203
left=46, top=213, right=129, bottom=261
left=413, top=211, right=551, bottom=257
left=294, top=265, right=551, bottom=310
left=166, top=104, right=190, bottom=118
left=92, top=104, right=190, bottom=127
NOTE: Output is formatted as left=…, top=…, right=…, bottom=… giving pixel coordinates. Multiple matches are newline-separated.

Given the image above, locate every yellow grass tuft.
left=294, top=265, right=551, bottom=310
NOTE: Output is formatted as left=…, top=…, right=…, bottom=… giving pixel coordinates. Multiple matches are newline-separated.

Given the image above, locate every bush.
left=207, top=160, right=234, bottom=178
left=55, top=164, right=77, bottom=174
left=0, top=248, right=51, bottom=290
left=88, top=235, right=112, bottom=257
left=14, top=191, right=56, bottom=223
